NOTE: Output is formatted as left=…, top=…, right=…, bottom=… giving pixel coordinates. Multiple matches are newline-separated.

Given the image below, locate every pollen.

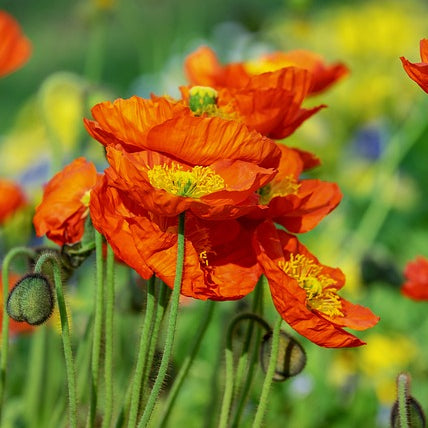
left=258, top=176, right=301, bottom=205
left=79, top=190, right=91, bottom=219
left=147, top=163, right=225, bottom=199
left=279, top=254, right=344, bottom=318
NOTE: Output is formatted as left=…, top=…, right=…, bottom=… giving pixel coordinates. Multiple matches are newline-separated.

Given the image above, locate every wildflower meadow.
left=1, top=1, right=428, bottom=427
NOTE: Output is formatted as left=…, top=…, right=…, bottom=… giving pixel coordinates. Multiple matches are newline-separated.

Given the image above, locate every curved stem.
left=102, top=244, right=115, bottom=428
left=0, top=247, right=36, bottom=423
left=252, top=316, right=282, bottom=428
left=138, top=212, right=186, bottom=428
left=88, top=230, right=104, bottom=428
left=127, top=276, right=157, bottom=428
left=158, top=300, right=216, bottom=428
left=35, top=253, right=77, bottom=428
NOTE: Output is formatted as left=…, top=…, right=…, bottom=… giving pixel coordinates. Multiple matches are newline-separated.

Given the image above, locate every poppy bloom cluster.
left=34, top=46, right=378, bottom=347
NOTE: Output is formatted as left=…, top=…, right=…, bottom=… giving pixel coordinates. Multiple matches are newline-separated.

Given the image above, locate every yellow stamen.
left=147, top=163, right=225, bottom=199
left=279, top=254, right=343, bottom=317
left=258, top=176, right=300, bottom=205
left=79, top=190, right=91, bottom=219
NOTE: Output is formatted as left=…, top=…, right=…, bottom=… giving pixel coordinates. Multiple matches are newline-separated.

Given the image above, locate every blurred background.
left=1, top=0, right=428, bottom=427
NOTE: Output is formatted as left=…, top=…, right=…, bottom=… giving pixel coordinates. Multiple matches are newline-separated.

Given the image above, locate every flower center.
left=188, top=86, right=219, bottom=116
left=279, top=254, right=343, bottom=317
left=258, top=176, right=300, bottom=205
left=147, top=163, right=225, bottom=198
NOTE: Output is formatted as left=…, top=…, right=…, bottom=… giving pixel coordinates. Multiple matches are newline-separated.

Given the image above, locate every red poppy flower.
left=85, top=96, right=281, bottom=219
left=180, top=72, right=324, bottom=140
left=33, top=158, right=99, bottom=245
left=184, top=46, right=348, bottom=96
left=90, top=174, right=261, bottom=299
left=249, top=144, right=342, bottom=233
left=400, top=39, right=428, bottom=94
left=1, top=271, right=34, bottom=336
left=0, top=11, right=31, bottom=78
left=0, top=179, right=26, bottom=224
left=401, top=256, right=428, bottom=300
left=254, top=221, right=379, bottom=348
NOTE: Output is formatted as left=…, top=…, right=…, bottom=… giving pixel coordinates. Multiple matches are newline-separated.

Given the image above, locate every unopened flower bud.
left=7, top=273, right=54, bottom=325
left=260, top=330, right=306, bottom=381
left=391, top=373, right=426, bottom=428
left=188, top=86, right=218, bottom=116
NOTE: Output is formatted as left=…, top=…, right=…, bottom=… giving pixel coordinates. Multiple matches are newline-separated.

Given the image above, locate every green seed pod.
left=260, top=330, right=307, bottom=381
left=7, top=273, right=54, bottom=325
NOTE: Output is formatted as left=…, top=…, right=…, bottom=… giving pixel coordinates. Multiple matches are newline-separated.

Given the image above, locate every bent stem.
left=158, top=300, right=216, bottom=428
left=0, top=247, right=36, bottom=423
left=127, top=275, right=157, bottom=428
left=35, top=253, right=77, bottom=428
left=137, top=212, right=186, bottom=428
left=252, top=316, right=282, bottom=428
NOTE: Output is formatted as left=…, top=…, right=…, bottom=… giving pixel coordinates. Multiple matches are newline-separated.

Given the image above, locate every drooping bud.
left=7, top=273, right=54, bottom=325
left=188, top=86, right=218, bottom=116
left=260, top=330, right=306, bottom=381
left=390, top=372, right=426, bottom=428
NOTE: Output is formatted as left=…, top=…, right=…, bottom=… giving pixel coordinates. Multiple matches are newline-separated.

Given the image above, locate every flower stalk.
left=137, top=212, right=186, bottom=427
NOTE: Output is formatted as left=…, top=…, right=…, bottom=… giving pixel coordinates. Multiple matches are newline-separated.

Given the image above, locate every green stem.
left=35, top=253, right=77, bottom=428
left=158, top=300, right=216, bottom=428
left=127, top=276, right=157, bottom=428
left=232, top=282, right=265, bottom=428
left=233, top=281, right=263, bottom=398
left=84, top=12, right=108, bottom=84
left=397, top=373, right=410, bottom=428
left=252, top=317, right=282, bottom=428
left=102, top=244, right=115, bottom=428
left=347, top=99, right=428, bottom=260
left=219, top=312, right=271, bottom=428
left=140, top=280, right=170, bottom=408
left=137, top=212, right=186, bottom=428
left=0, top=247, right=36, bottom=423
left=88, top=230, right=104, bottom=428
left=25, top=326, right=47, bottom=428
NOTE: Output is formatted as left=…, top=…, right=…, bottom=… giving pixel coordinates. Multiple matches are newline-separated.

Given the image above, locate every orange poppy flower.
left=249, top=144, right=342, bottom=233
left=33, top=157, right=99, bottom=245
left=1, top=271, right=34, bottom=336
left=255, top=221, right=379, bottom=348
left=85, top=96, right=281, bottom=219
left=0, top=179, right=26, bottom=224
left=0, top=11, right=31, bottom=78
left=180, top=70, right=324, bottom=140
left=90, top=174, right=261, bottom=299
left=184, top=46, right=348, bottom=96
left=401, top=256, right=428, bottom=300
left=400, top=39, right=428, bottom=94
